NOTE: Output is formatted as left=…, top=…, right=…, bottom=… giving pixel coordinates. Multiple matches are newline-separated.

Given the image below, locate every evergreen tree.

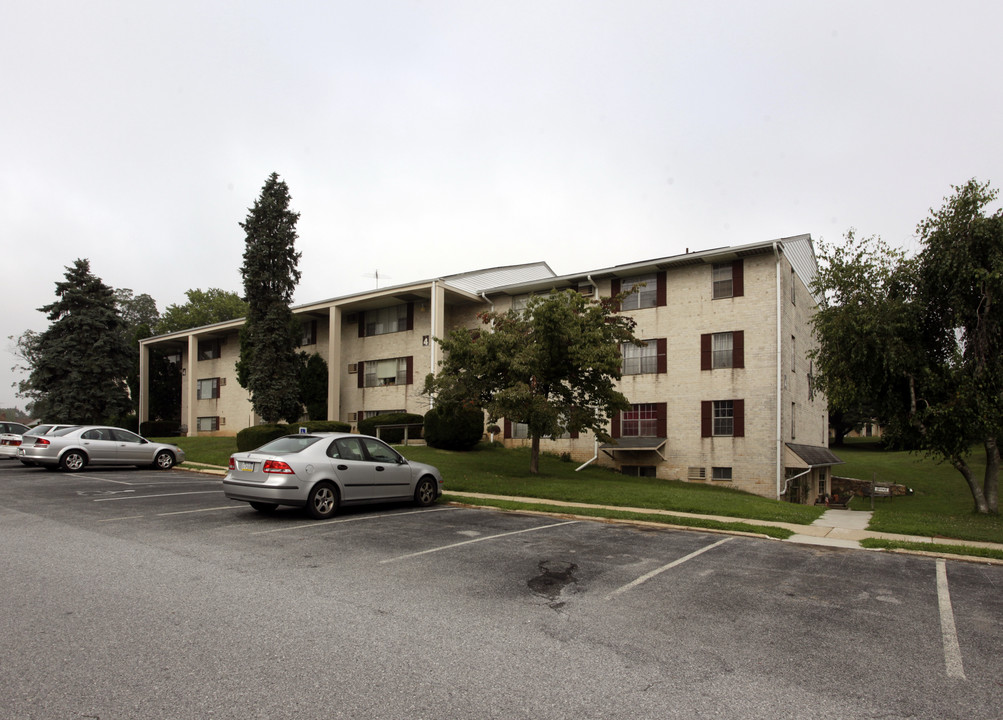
left=20, top=259, right=133, bottom=424
left=237, top=173, right=304, bottom=423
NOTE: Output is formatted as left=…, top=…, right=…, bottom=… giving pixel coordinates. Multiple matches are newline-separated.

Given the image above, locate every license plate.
left=238, top=461, right=256, bottom=472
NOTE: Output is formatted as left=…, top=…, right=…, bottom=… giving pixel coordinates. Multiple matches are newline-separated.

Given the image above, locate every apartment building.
left=138, top=234, right=839, bottom=503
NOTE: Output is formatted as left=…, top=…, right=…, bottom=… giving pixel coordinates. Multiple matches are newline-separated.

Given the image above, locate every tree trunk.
left=984, top=437, right=1000, bottom=514
left=530, top=434, right=540, bottom=474
left=951, top=457, right=991, bottom=515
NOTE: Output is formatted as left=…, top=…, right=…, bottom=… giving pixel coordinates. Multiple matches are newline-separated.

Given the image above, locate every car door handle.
left=337, top=465, right=348, bottom=471
left=376, top=466, right=385, bottom=472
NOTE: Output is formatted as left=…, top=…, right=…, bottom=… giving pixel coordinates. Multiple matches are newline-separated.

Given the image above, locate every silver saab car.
left=223, top=432, right=443, bottom=519
left=18, top=425, right=186, bottom=471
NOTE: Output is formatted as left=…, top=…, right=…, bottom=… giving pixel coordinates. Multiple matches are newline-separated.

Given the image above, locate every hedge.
left=236, top=420, right=351, bottom=451
left=423, top=404, right=484, bottom=450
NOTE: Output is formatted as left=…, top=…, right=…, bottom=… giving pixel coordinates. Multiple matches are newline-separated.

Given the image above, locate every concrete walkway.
left=444, top=491, right=1003, bottom=561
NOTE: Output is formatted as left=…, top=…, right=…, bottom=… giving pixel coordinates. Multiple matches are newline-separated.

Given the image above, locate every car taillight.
left=263, top=460, right=294, bottom=474
left=35, top=438, right=50, bottom=447
left=228, top=457, right=236, bottom=470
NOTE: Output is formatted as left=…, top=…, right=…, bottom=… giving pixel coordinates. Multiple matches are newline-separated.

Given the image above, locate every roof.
left=785, top=443, right=843, bottom=467
left=599, top=437, right=667, bottom=452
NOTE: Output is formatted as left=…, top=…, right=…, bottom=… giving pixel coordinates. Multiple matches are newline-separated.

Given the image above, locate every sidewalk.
left=445, top=491, right=1003, bottom=561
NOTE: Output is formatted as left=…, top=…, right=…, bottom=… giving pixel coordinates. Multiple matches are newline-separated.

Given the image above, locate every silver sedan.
left=223, top=432, right=444, bottom=519
left=18, top=425, right=186, bottom=471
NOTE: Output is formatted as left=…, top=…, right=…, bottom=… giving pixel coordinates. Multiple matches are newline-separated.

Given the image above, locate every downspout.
left=429, top=281, right=438, bottom=410
left=575, top=439, right=599, bottom=471
left=773, top=241, right=784, bottom=499
left=780, top=466, right=812, bottom=498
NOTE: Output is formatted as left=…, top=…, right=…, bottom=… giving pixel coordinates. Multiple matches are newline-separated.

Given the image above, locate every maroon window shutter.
left=701, top=334, right=712, bottom=371
left=611, top=412, right=621, bottom=439
left=357, top=361, right=364, bottom=388
left=610, top=278, right=621, bottom=311
left=405, top=356, right=413, bottom=385
left=733, top=331, right=745, bottom=368
left=504, top=419, right=512, bottom=439
left=701, top=401, right=712, bottom=437
left=732, top=260, right=744, bottom=297
left=657, top=338, right=667, bottom=374
left=406, top=302, right=414, bottom=331
left=734, top=399, right=745, bottom=437
left=656, top=402, right=667, bottom=438
left=570, top=428, right=579, bottom=439
left=358, top=311, right=367, bottom=338
left=309, top=320, right=318, bottom=344
left=656, top=271, right=666, bottom=307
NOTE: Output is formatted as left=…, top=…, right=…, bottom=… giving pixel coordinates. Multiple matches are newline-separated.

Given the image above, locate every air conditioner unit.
left=348, top=363, right=358, bottom=373
left=220, top=377, right=226, bottom=386
left=348, top=412, right=358, bottom=422
left=220, top=417, right=226, bottom=426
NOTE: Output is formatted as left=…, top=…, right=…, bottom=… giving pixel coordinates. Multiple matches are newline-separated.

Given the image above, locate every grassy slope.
left=834, top=439, right=1002, bottom=543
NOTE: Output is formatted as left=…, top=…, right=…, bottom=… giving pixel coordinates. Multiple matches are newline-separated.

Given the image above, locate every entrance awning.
left=785, top=443, right=843, bottom=467
left=599, top=437, right=667, bottom=461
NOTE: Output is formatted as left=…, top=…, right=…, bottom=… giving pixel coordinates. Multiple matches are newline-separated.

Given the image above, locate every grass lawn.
left=158, top=435, right=1002, bottom=545
left=834, top=438, right=1003, bottom=544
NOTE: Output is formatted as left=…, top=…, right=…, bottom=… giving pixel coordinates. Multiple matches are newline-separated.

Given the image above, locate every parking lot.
left=2, top=462, right=1001, bottom=719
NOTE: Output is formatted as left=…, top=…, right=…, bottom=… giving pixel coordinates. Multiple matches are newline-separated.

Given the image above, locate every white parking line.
left=379, top=520, right=579, bottom=564
left=936, top=559, right=966, bottom=680
left=92, top=491, right=222, bottom=502
left=157, top=506, right=248, bottom=516
left=606, top=537, right=733, bottom=599
left=250, top=506, right=460, bottom=535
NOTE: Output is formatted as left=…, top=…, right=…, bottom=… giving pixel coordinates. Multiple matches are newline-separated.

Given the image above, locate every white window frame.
left=713, top=400, right=734, bottom=437
left=622, top=403, right=658, bottom=437
left=711, top=332, right=733, bottom=369
left=620, top=274, right=657, bottom=310
left=622, top=341, right=657, bottom=375
left=364, top=358, right=408, bottom=387
left=365, top=304, right=408, bottom=337
left=712, top=264, right=734, bottom=299
left=196, top=377, right=219, bottom=400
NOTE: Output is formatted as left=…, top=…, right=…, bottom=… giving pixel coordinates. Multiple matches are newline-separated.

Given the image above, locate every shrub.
left=424, top=404, right=484, bottom=451
left=357, top=413, right=424, bottom=444
left=235, top=420, right=351, bottom=451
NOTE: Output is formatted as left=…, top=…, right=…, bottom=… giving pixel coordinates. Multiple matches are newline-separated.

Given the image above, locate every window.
left=299, top=320, right=317, bottom=346
left=792, top=335, right=797, bottom=373
left=701, top=399, right=745, bottom=437
left=712, top=333, right=733, bottom=369
left=791, top=401, right=796, bottom=439
left=197, top=339, right=220, bottom=360
left=791, top=267, right=797, bottom=306
left=622, top=340, right=661, bottom=375
left=362, top=357, right=411, bottom=387
left=621, top=466, right=656, bottom=478
left=713, top=401, right=734, bottom=436
left=197, top=416, right=219, bottom=432
left=511, top=422, right=529, bottom=439
left=620, top=273, right=658, bottom=310
left=712, top=260, right=744, bottom=299
left=712, top=467, right=733, bottom=481
left=197, top=378, right=220, bottom=400
left=511, top=294, right=532, bottom=314
left=362, top=304, right=410, bottom=337
left=622, top=403, right=659, bottom=437
left=701, top=331, right=744, bottom=370
left=364, top=409, right=405, bottom=419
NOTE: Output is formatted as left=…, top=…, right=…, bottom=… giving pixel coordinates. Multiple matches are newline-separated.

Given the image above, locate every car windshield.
left=24, top=426, right=50, bottom=436
left=52, top=426, right=80, bottom=437
left=254, top=435, right=324, bottom=454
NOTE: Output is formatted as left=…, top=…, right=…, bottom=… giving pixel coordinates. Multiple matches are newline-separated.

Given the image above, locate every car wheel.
left=249, top=502, right=278, bottom=514
left=414, top=476, right=437, bottom=507
left=307, top=481, right=339, bottom=519
left=153, top=450, right=175, bottom=470
left=60, top=451, right=87, bottom=472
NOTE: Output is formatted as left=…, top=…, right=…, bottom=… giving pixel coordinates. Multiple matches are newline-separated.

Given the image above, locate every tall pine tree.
left=21, top=259, right=133, bottom=423
left=237, top=173, right=304, bottom=423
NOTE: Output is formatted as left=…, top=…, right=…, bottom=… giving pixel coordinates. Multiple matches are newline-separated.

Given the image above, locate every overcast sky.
left=3, top=0, right=1002, bottom=410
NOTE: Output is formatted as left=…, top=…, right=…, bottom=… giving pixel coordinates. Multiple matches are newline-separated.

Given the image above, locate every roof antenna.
left=363, top=270, right=391, bottom=289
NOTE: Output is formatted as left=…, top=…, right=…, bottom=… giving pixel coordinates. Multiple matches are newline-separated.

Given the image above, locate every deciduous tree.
left=156, top=288, right=248, bottom=334
left=811, top=180, right=1001, bottom=514
left=425, top=290, right=638, bottom=474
